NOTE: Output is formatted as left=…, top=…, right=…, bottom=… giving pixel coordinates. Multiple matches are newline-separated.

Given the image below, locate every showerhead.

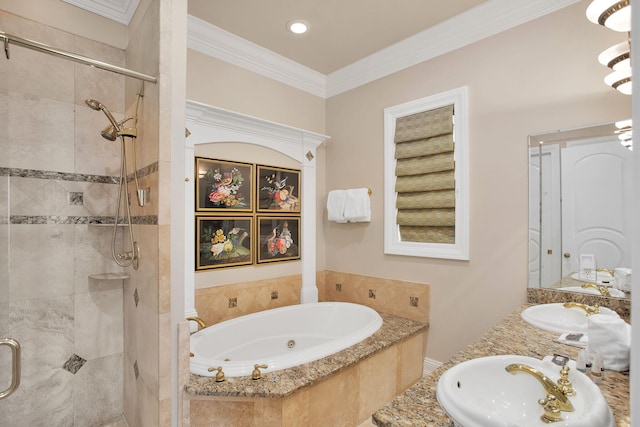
left=85, top=98, right=120, bottom=131
left=101, top=124, right=118, bottom=141
left=85, top=98, right=104, bottom=111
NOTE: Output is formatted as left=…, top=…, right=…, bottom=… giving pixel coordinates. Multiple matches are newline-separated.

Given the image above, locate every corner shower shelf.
left=88, top=273, right=130, bottom=280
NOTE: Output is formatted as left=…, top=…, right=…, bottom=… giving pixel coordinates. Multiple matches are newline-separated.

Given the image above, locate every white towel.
left=587, top=314, right=631, bottom=371
left=327, top=190, right=347, bottom=223
left=343, top=188, right=371, bottom=222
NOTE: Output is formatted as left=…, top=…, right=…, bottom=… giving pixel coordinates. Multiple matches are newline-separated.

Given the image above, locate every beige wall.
left=187, top=50, right=326, bottom=135
left=324, top=1, right=630, bottom=362
left=184, top=1, right=630, bottom=362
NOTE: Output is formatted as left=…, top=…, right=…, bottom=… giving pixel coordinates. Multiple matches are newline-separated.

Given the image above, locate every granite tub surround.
left=185, top=313, right=428, bottom=427
left=372, top=305, right=630, bottom=427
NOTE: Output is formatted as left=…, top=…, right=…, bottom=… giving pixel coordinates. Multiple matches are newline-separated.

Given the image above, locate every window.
left=383, top=86, right=469, bottom=260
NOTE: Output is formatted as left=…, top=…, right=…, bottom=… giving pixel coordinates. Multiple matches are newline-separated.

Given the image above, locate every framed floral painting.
left=257, top=217, right=301, bottom=263
left=257, top=165, right=300, bottom=213
left=196, top=157, right=253, bottom=212
left=196, top=217, right=253, bottom=270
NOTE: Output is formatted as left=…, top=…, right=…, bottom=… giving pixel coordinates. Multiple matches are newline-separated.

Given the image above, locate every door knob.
left=564, top=253, right=571, bottom=258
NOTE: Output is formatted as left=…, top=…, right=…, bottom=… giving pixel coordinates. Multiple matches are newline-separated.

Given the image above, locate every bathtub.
left=190, top=302, right=383, bottom=377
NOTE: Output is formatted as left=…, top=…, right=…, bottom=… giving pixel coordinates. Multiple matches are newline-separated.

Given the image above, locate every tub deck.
left=184, top=313, right=428, bottom=427
left=185, top=313, right=427, bottom=398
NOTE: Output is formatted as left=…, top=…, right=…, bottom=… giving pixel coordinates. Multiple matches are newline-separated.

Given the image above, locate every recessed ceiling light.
left=287, top=20, right=309, bottom=35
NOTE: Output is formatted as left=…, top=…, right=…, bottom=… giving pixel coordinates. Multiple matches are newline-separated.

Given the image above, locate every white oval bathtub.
left=190, top=302, right=383, bottom=377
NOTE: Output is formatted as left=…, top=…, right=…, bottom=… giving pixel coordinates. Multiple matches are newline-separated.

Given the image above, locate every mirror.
left=528, top=120, right=633, bottom=300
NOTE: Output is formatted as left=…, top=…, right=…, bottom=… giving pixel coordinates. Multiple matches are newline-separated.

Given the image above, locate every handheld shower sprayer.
left=85, top=98, right=120, bottom=130
left=85, top=87, right=145, bottom=269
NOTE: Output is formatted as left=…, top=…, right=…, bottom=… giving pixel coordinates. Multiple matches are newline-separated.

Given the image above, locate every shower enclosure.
left=0, top=11, right=157, bottom=426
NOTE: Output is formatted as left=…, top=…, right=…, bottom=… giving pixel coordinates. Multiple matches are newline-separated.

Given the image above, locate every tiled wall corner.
left=322, top=271, right=430, bottom=324
left=315, top=270, right=327, bottom=301
left=194, top=275, right=302, bottom=326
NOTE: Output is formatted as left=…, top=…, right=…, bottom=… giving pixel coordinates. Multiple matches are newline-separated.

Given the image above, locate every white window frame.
left=383, top=86, right=469, bottom=260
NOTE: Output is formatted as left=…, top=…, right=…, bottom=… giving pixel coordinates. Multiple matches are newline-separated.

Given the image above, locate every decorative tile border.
left=0, top=163, right=158, bottom=182
left=1, top=166, right=159, bottom=225
left=5, top=215, right=158, bottom=225
left=0, top=167, right=119, bottom=184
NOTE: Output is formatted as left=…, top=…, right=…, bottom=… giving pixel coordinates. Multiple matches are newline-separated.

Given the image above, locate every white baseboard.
left=423, top=357, right=443, bottom=375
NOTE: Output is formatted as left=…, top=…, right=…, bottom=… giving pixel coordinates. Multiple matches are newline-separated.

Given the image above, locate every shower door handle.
left=0, top=338, right=21, bottom=400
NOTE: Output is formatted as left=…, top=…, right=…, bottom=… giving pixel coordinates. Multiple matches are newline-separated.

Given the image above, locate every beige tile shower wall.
left=194, top=275, right=302, bottom=326
left=122, top=0, right=164, bottom=426
left=321, top=271, right=430, bottom=324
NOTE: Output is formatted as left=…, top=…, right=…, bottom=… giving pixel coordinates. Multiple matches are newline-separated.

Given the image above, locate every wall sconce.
left=615, top=118, right=633, bottom=150
left=587, top=0, right=632, bottom=94
left=604, top=68, right=632, bottom=94
left=587, top=0, right=630, bottom=32
left=598, top=40, right=630, bottom=70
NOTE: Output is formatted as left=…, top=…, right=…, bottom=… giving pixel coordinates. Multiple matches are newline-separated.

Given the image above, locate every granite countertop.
left=185, top=312, right=427, bottom=399
left=549, top=274, right=630, bottom=299
left=372, top=304, right=630, bottom=427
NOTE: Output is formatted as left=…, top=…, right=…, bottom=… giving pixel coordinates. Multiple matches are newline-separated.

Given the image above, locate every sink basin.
left=521, top=303, right=619, bottom=333
left=436, top=355, right=614, bottom=427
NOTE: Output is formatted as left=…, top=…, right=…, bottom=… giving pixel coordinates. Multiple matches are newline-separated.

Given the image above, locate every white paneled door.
left=561, top=139, right=633, bottom=275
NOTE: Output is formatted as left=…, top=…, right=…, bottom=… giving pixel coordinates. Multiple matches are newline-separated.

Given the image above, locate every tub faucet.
left=252, top=364, right=268, bottom=380
left=186, top=316, right=207, bottom=330
left=505, top=363, right=574, bottom=423
left=581, top=283, right=611, bottom=297
left=563, top=301, right=600, bottom=315
left=208, top=366, right=225, bottom=382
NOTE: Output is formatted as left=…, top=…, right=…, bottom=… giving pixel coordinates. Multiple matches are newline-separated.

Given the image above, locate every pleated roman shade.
left=394, top=105, right=455, bottom=243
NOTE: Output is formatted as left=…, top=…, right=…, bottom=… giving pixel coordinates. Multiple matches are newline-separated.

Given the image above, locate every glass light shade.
left=598, top=41, right=631, bottom=70
left=587, top=0, right=631, bottom=32
left=618, top=130, right=632, bottom=141
left=604, top=69, right=632, bottom=94
left=615, top=118, right=632, bottom=129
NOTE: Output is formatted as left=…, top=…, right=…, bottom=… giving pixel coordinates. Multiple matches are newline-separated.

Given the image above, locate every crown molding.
left=187, top=15, right=327, bottom=98
left=186, top=0, right=581, bottom=99
left=326, top=0, right=581, bottom=97
left=62, top=0, right=140, bottom=25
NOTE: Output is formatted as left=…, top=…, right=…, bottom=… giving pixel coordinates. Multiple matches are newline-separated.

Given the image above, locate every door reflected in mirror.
left=529, top=121, right=633, bottom=300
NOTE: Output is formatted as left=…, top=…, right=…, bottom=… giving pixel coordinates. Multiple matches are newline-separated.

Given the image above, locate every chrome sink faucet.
left=506, top=363, right=575, bottom=423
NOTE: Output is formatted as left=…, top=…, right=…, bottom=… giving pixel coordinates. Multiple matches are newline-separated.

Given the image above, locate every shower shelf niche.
left=89, top=273, right=130, bottom=280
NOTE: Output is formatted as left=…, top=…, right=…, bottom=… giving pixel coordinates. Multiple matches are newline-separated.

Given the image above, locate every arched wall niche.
left=184, top=100, right=330, bottom=319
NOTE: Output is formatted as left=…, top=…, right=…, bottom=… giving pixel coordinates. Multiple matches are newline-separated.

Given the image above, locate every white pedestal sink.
left=436, top=355, right=614, bottom=427
left=520, top=303, right=620, bottom=333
